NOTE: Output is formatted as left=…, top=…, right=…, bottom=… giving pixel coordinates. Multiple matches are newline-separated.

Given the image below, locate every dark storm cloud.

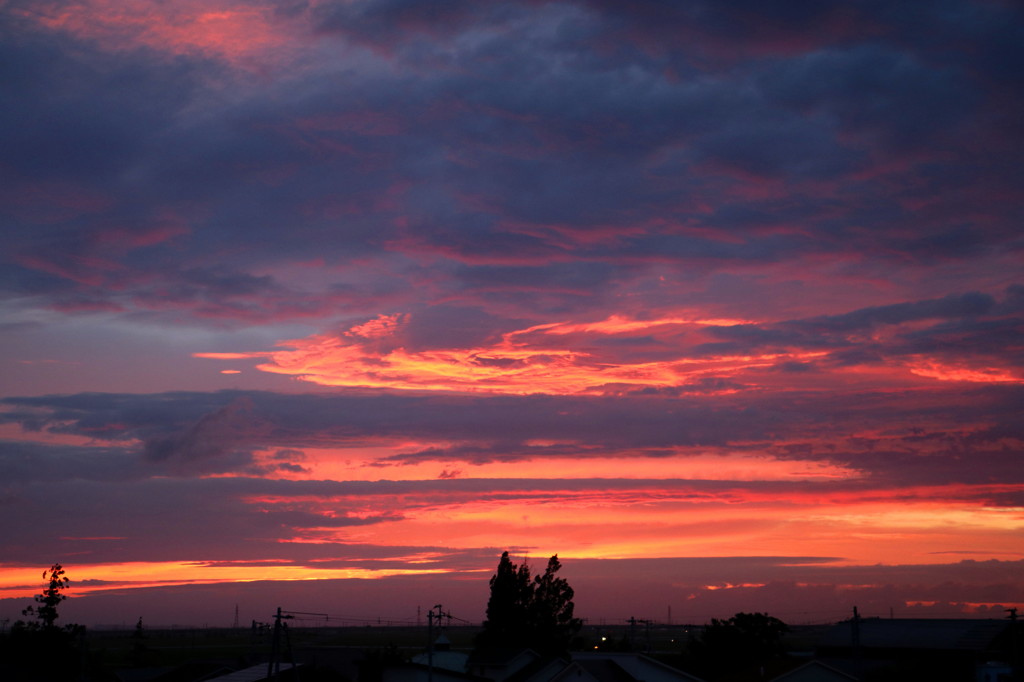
left=0, top=467, right=818, bottom=565
left=0, top=475, right=416, bottom=565
left=691, top=118, right=859, bottom=180
left=0, top=440, right=144, bottom=483
left=0, top=22, right=208, bottom=183
left=1, top=0, right=1020, bottom=327
left=0, top=470, right=970, bottom=568
left=454, top=262, right=618, bottom=296
left=2, top=389, right=803, bottom=452
left=141, top=398, right=259, bottom=472
left=796, top=292, right=997, bottom=332
left=4, top=379, right=1023, bottom=488
left=314, top=0, right=499, bottom=43
left=697, top=288, right=1023, bottom=369
left=824, top=446, right=1024, bottom=490
left=399, top=305, right=520, bottom=350
left=764, top=44, right=973, bottom=148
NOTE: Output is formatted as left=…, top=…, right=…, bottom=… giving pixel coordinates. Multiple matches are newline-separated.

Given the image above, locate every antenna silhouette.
left=427, top=604, right=452, bottom=682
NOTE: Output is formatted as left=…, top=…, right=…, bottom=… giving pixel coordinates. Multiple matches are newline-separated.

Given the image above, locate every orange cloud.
left=195, top=313, right=820, bottom=394
left=236, top=475, right=1024, bottom=568
left=246, top=446, right=858, bottom=483
left=906, top=358, right=1021, bottom=383
left=196, top=304, right=1024, bottom=394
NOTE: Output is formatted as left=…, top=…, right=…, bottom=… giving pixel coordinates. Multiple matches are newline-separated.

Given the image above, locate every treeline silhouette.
left=0, top=559, right=799, bottom=682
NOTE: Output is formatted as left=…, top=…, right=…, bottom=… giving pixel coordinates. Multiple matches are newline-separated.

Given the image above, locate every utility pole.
left=266, top=607, right=295, bottom=681
left=427, top=604, right=450, bottom=682
left=627, top=617, right=653, bottom=652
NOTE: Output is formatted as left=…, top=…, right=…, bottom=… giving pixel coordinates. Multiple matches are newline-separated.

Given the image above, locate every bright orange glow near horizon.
left=2, top=484, right=1020, bottom=603
left=0, top=561, right=456, bottom=600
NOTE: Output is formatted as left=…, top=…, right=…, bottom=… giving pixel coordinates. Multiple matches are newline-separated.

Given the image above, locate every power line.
left=256, top=606, right=474, bottom=628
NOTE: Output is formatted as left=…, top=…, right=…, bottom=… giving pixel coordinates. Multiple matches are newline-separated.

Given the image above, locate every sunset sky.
left=1, top=0, right=1022, bottom=629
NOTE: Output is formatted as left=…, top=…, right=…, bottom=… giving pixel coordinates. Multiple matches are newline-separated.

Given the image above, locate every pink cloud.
left=14, top=0, right=310, bottom=69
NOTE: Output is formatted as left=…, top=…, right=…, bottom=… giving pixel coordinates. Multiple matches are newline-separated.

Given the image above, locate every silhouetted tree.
left=690, top=611, right=788, bottom=678
left=529, top=555, right=583, bottom=654
left=131, top=616, right=155, bottom=667
left=5, top=563, right=88, bottom=680
left=20, top=563, right=69, bottom=630
left=479, top=552, right=533, bottom=649
left=477, top=552, right=582, bottom=656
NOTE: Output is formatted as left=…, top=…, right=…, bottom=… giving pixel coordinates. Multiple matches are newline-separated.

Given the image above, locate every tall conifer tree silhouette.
left=477, top=552, right=581, bottom=656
